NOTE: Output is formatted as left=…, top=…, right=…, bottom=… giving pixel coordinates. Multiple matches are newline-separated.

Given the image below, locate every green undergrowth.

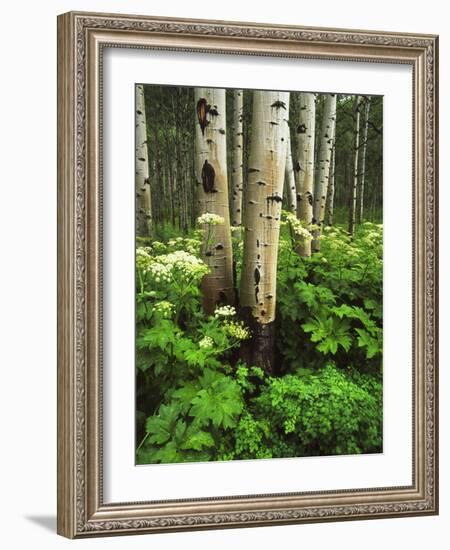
left=135, top=221, right=383, bottom=464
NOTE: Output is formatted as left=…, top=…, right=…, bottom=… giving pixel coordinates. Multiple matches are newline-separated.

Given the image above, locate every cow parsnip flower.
left=197, top=213, right=225, bottom=226
left=153, top=300, right=175, bottom=318
left=224, top=321, right=251, bottom=340
left=199, top=336, right=214, bottom=349
left=214, top=305, right=237, bottom=318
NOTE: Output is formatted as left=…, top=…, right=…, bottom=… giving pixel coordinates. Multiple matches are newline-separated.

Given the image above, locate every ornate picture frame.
left=57, top=11, right=438, bottom=538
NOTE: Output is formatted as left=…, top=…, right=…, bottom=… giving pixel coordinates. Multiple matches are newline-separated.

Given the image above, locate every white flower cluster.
left=284, top=212, right=313, bottom=242
left=197, top=213, right=225, bottom=226
left=214, top=305, right=237, bottom=318
left=167, top=237, right=201, bottom=255
left=142, top=250, right=209, bottom=283
left=136, top=247, right=154, bottom=272
left=151, top=240, right=167, bottom=253
left=199, top=336, right=214, bottom=349
left=153, top=300, right=175, bottom=318
left=224, top=321, right=251, bottom=341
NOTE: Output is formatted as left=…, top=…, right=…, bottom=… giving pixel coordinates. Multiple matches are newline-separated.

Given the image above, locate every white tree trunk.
left=327, top=143, right=336, bottom=225
left=285, top=127, right=297, bottom=214
left=349, top=96, right=361, bottom=237
left=135, top=85, right=152, bottom=236
left=231, top=90, right=244, bottom=227
left=312, top=93, right=337, bottom=252
left=194, top=88, right=234, bottom=314
left=240, top=91, right=289, bottom=373
left=359, top=96, right=371, bottom=224
left=296, top=92, right=316, bottom=256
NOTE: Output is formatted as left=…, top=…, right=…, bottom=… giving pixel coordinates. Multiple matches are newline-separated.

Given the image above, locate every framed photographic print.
left=57, top=11, right=439, bottom=538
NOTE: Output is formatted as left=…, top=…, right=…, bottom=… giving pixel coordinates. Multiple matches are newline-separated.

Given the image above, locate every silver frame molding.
left=57, top=11, right=439, bottom=538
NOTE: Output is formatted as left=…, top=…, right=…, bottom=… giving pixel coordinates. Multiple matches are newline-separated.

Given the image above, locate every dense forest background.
left=141, top=86, right=382, bottom=233
left=135, top=85, right=383, bottom=465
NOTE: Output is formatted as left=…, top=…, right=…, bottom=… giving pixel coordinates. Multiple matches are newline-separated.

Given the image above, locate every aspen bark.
left=231, top=90, right=244, bottom=227
left=135, top=85, right=152, bottom=236
left=194, top=88, right=234, bottom=314
left=349, top=96, right=361, bottom=237
left=285, top=127, right=297, bottom=214
left=312, top=93, right=336, bottom=252
left=327, top=143, right=336, bottom=225
left=240, top=91, right=290, bottom=373
left=296, top=92, right=316, bottom=256
left=359, top=96, right=371, bottom=224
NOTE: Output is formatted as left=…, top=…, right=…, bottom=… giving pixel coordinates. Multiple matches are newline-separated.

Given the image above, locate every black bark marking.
left=209, top=108, right=219, bottom=116
left=271, top=100, right=287, bottom=109
left=256, top=180, right=267, bottom=186
left=255, top=286, right=259, bottom=304
left=266, top=195, right=283, bottom=204
left=249, top=167, right=260, bottom=173
left=295, top=161, right=302, bottom=172
left=215, top=243, right=224, bottom=250
left=256, top=239, right=260, bottom=248
left=201, top=160, right=216, bottom=193
left=297, top=123, right=307, bottom=134
left=138, top=158, right=146, bottom=162
left=196, top=98, right=210, bottom=136
left=219, top=128, right=226, bottom=135
left=254, top=268, right=261, bottom=285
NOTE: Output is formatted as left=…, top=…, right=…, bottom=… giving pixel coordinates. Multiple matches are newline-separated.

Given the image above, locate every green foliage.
left=136, top=222, right=383, bottom=465
left=277, top=222, right=382, bottom=373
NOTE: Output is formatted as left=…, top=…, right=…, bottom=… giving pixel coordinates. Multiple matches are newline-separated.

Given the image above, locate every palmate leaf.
left=171, top=382, right=200, bottom=413
left=355, top=328, right=381, bottom=358
left=145, top=403, right=180, bottom=444
left=189, top=376, right=243, bottom=429
left=137, top=320, right=180, bottom=351
left=302, top=315, right=352, bottom=355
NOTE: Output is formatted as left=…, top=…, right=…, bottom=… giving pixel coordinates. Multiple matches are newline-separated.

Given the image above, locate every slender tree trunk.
left=359, top=96, right=371, bottom=224
left=296, top=93, right=316, bottom=256
left=349, top=96, right=361, bottom=237
left=135, top=85, right=152, bottom=236
left=327, top=142, right=336, bottom=225
left=312, top=93, right=336, bottom=252
left=285, top=127, right=297, bottom=214
left=231, top=90, right=244, bottom=227
left=194, top=88, right=234, bottom=314
left=240, top=91, right=290, bottom=374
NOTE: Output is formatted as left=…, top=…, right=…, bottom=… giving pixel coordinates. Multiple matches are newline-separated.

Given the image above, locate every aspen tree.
left=349, top=96, right=362, bottom=237
left=312, top=93, right=337, bottom=252
left=285, top=127, right=297, bottom=214
left=296, top=92, right=316, bottom=256
left=327, top=143, right=336, bottom=225
left=194, top=88, right=234, bottom=314
left=231, top=90, right=244, bottom=227
left=359, top=96, right=371, bottom=223
left=240, top=91, right=289, bottom=373
left=135, top=84, right=152, bottom=236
